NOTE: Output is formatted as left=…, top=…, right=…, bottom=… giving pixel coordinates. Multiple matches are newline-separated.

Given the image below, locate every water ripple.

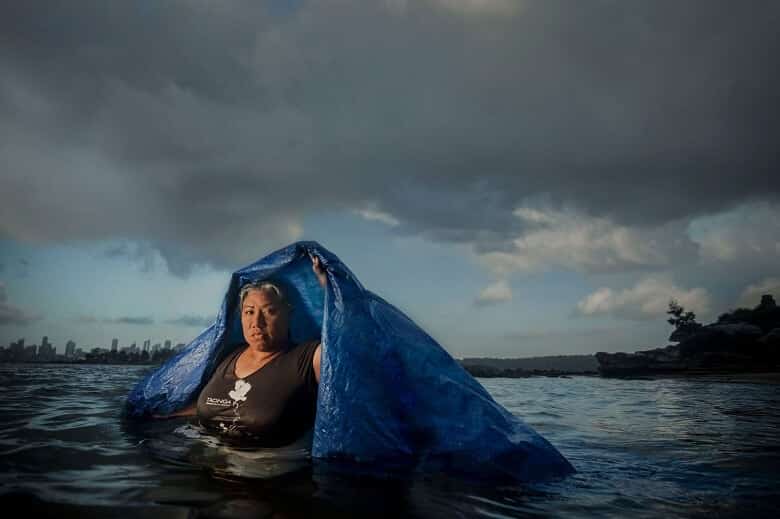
left=1, top=365, right=779, bottom=518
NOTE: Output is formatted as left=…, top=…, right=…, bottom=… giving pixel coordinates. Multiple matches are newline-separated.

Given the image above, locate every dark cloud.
left=0, top=282, right=39, bottom=325
left=165, top=315, right=216, bottom=328
left=103, top=244, right=130, bottom=259
left=2, top=1, right=778, bottom=273
left=104, top=242, right=158, bottom=273
left=109, top=316, right=155, bottom=326
left=73, top=314, right=155, bottom=326
left=0, top=304, right=38, bottom=326
left=4, top=258, right=31, bottom=279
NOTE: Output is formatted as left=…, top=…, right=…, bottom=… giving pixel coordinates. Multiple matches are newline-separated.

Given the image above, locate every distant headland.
left=459, top=355, right=599, bottom=378
left=596, top=294, right=780, bottom=377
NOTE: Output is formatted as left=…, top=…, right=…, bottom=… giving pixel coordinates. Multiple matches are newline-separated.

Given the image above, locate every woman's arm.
left=309, top=253, right=325, bottom=383
left=313, top=344, right=321, bottom=383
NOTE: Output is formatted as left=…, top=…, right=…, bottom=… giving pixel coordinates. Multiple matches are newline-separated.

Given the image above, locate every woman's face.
left=240, top=288, right=290, bottom=351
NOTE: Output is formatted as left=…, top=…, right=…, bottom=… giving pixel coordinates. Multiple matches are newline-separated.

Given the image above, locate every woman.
left=161, top=255, right=326, bottom=447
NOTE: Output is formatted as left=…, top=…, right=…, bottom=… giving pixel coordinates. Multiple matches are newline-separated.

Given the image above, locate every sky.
left=1, top=0, right=779, bottom=357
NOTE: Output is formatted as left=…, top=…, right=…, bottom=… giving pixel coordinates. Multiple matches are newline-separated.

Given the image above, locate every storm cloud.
left=2, top=0, right=779, bottom=275
left=110, top=316, right=155, bottom=326
left=74, top=314, right=155, bottom=326
left=0, top=282, right=39, bottom=326
left=165, top=315, right=216, bottom=328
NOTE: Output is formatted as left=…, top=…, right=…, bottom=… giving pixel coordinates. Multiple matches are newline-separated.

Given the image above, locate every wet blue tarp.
left=126, top=241, right=574, bottom=481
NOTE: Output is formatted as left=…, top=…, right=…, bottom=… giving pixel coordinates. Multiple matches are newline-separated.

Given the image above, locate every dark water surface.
left=1, top=364, right=778, bottom=518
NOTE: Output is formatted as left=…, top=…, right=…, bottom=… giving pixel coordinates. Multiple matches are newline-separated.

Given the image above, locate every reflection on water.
left=1, top=364, right=779, bottom=518
left=137, top=422, right=314, bottom=479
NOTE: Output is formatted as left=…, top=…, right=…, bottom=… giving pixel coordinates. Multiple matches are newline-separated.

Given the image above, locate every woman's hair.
left=238, top=280, right=290, bottom=309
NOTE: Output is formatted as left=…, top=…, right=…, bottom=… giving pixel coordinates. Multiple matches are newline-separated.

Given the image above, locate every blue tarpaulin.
left=126, top=241, right=574, bottom=481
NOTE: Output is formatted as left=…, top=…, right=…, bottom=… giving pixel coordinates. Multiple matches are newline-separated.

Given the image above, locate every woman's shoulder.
left=293, top=339, right=321, bottom=351
left=292, top=339, right=320, bottom=358
left=291, top=339, right=320, bottom=391
left=290, top=339, right=320, bottom=370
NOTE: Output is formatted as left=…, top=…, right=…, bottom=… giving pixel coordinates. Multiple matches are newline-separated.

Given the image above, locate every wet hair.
left=239, top=280, right=291, bottom=310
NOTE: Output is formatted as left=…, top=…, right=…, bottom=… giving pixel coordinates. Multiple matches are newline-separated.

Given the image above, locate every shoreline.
left=476, top=370, right=780, bottom=383
left=613, top=371, right=780, bottom=384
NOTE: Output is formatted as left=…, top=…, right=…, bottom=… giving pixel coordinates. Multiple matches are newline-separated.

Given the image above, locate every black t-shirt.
left=196, top=340, right=319, bottom=447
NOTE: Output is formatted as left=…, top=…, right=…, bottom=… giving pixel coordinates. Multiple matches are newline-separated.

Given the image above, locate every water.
left=1, top=364, right=778, bottom=518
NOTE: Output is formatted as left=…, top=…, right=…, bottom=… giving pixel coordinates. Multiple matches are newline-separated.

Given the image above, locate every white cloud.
left=474, top=279, right=512, bottom=306
left=480, top=208, right=697, bottom=276
left=690, top=202, right=780, bottom=263
left=577, top=277, right=711, bottom=321
left=354, top=208, right=401, bottom=227
left=512, top=207, right=557, bottom=225
left=287, top=221, right=304, bottom=240
left=165, top=315, right=216, bottom=328
left=737, top=277, right=780, bottom=308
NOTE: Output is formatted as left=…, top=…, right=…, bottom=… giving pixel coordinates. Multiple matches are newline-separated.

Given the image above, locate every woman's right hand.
left=310, top=254, right=327, bottom=288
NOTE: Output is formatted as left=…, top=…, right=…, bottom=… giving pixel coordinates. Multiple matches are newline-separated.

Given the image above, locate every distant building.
left=38, top=336, right=56, bottom=361
left=155, top=342, right=163, bottom=351
left=10, top=339, right=25, bottom=356
left=152, top=343, right=160, bottom=354
left=65, top=340, right=76, bottom=357
left=23, top=344, right=38, bottom=361
left=111, top=338, right=119, bottom=352
left=174, top=343, right=186, bottom=352
left=143, top=339, right=151, bottom=351
left=164, top=340, right=171, bottom=350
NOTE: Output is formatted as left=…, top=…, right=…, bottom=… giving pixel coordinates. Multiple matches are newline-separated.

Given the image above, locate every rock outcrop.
left=596, top=294, right=780, bottom=376
left=595, top=345, right=686, bottom=376
left=758, top=328, right=780, bottom=348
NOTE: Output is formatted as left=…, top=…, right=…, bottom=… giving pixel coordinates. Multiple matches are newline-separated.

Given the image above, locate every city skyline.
left=3, top=334, right=186, bottom=355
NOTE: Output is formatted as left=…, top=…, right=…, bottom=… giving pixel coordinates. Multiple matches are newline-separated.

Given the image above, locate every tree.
left=667, top=299, right=700, bottom=330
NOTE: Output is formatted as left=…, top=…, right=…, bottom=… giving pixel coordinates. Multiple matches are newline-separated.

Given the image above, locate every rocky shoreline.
left=461, top=365, right=598, bottom=378
left=596, top=294, right=780, bottom=377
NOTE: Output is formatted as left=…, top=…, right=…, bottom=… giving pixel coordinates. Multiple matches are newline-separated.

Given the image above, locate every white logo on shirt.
left=205, top=397, right=232, bottom=406
left=229, top=379, right=252, bottom=403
